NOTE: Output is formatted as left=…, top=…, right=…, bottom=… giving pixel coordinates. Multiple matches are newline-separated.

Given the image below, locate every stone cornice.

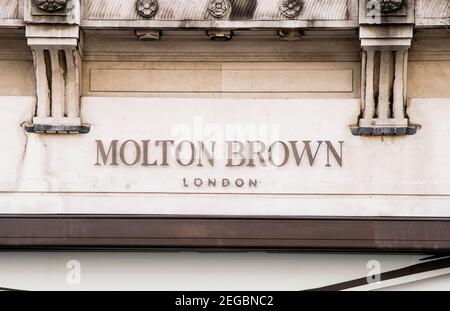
left=0, top=0, right=448, bottom=28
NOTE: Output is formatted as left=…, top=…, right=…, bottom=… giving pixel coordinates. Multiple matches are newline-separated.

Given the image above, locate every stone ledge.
left=350, top=126, right=418, bottom=136
left=24, top=123, right=91, bottom=134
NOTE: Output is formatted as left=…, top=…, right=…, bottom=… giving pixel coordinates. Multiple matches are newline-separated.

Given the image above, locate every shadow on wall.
left=229, top=0, right=258, bottom=19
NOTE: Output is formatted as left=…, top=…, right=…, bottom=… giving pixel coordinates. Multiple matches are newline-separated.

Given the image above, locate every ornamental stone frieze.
left=0, top=0, right=446, bottom=26
left=81, top=0, right=356, bottom=25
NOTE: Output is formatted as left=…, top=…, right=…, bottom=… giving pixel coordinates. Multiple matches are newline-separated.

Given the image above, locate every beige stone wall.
left=0, top=61, right=34, bottom=96
left=82, top=30, right=361, bottom=99
left=409, top=61, right=450, bottom=98
left=408, top=30, right=450, bottom=98
left=0, top=30, right=33, bottom=96
left=2, top=28, right=449, bottom=100
left=0, top=0, right=20, bottom=19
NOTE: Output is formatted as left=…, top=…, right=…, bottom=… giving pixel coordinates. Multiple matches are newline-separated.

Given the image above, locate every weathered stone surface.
left=0, top=0, right=447, bottom=27
left=0, top=0, right=20, bottom=19
left=416, top=0, right=449, bottom=25
left=83, top=0, right=356, bottom=21
left=416, top=0, right=449, bottom=18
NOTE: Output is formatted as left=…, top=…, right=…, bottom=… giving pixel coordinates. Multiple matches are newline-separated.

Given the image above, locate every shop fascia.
left=95, top=139, right=344, bottom=168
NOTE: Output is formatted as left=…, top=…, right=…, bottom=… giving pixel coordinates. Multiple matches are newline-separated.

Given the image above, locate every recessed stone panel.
left=89, top=62, right=355, bottom=95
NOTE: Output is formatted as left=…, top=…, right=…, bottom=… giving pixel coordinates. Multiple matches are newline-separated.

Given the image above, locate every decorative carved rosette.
left=280, top=0, right=303, bottom=18
left=379, top=0, right=406, bottom=13
left=34, top=0, right=67, bottom=12
left=209, top=0, right=231, bottom=18
left=136, top=0, right=159, bottom=18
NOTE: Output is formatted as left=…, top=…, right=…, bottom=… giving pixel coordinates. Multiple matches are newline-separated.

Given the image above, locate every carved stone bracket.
left=354, top=0, right=417, bottom=136
left=24, top=0, right=88, bottom=134
left=26, top=39, right=85, bottom=134
left=353, top=25, right=416, bottom=136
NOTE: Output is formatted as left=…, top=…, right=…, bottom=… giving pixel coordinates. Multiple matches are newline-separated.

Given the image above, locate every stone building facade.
left=0, top=0, right=449, bottom=290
